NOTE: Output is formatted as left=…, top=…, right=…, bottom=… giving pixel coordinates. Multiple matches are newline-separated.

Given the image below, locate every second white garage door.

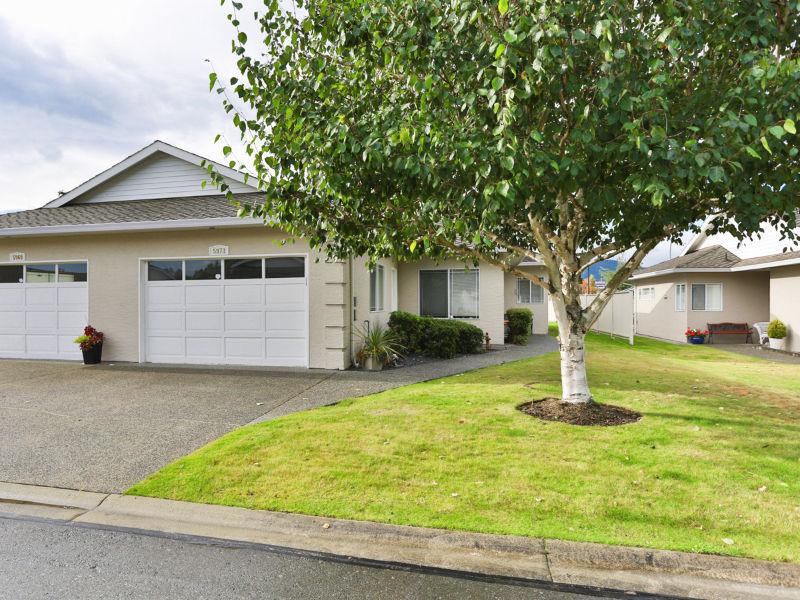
left=143, top=256, right=308, bottom=367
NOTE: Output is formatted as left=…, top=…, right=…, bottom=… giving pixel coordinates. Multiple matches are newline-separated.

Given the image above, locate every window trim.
left=690, top=282, right=724, bottom=312
left=145, top=255, right=307, bottom=283
left=516, top=277, right=544, bottom=304
left=675, top=283, right=687, bottom=312
left=369, top=264, right=385, bottom=312
left=637, top=286, right=655, bottom=301
left=418, top=268, right=480, bottom=319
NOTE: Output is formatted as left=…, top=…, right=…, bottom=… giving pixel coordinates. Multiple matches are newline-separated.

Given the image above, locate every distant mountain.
left=582, top=259, right=618, bottom=282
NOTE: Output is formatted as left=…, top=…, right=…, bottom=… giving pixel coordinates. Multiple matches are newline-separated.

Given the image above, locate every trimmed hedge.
left=388, top=311, right=484, bottom=359
left=506, top=308, right=533, bottom=345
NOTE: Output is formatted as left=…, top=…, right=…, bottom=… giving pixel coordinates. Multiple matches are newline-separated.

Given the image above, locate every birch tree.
left=210, top=0, right=800, bottom=404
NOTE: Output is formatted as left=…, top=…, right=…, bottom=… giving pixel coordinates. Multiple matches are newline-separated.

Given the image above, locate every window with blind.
left=691, top=283, right=723, bottom=311
left=675, top=283, right=686, bottom=311
left=370, top=265, right=385, bottom=312
left=516, top=278, right=544, bottom=304
left=419, top=269, right=479, bottom=318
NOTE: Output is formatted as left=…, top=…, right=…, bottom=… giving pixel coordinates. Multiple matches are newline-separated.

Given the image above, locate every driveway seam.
left=250, top=372, right=337, bottom=423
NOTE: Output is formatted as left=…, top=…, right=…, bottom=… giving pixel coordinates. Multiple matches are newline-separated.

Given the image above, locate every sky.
left=0, top=1, right=686, bottom=264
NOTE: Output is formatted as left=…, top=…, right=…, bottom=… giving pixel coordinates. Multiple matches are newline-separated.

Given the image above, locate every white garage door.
left=143, top=256, right=308, bottom=367
left=0, top=262, right=89, bottom=360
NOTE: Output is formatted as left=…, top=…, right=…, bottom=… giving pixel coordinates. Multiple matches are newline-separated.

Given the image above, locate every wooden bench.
left=707, top=322, right=752, bottom=344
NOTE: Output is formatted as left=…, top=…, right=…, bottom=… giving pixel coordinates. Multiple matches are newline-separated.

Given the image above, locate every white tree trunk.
left=551, top=295, right=593, bottom=404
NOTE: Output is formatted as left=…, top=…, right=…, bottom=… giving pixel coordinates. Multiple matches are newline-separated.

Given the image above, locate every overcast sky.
left=0, top=1, right=686, bottom=264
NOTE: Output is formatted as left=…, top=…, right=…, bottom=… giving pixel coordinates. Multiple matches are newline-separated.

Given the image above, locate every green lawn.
left=128, top=332, right=800, bottom=563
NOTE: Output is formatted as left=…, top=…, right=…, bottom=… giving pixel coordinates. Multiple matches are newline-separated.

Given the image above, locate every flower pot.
left=82, top=342, right=103, bottom=365
left=688, top=336, right=705, bottom=345
left=769, top=337, right=786, bottom=351
left=363, top=355, right=383, bottom=371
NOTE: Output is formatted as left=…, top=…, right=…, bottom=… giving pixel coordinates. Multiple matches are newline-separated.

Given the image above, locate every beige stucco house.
left=631, top=220, right=800, bottom=351
left=0, top=141, right=549, bottom=369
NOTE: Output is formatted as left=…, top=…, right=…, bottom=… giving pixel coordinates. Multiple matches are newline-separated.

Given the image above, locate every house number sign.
left=9, top=252, right=25, bottom=262
left=208, top=245, right=229, bottom=257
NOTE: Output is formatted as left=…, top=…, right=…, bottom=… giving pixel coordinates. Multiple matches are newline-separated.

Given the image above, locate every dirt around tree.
left=518, top=398, right=641, bottom=426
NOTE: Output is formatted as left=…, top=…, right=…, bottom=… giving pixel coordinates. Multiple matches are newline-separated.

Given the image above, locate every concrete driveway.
left=0, top=361, right=334, bottom=493
left=0, top=336, right=557, bottom=494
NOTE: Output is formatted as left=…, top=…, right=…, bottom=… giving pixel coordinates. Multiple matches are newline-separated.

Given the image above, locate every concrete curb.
left=1, top=482, right=798, bottom=600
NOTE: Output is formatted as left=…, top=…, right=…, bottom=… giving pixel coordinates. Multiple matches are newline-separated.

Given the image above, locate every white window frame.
left=516, top=277, right=544, bottom=304
left=637, top=286, right=655, bottom=301
left=390, top=267, right=398, bottom=312
left=370, top=264, right=385, bottom=312
left=675, top=283, right=687, bottom=312
left=690, top=283, right=724, bottom=312
left=419, top=268, right=480, bottom=319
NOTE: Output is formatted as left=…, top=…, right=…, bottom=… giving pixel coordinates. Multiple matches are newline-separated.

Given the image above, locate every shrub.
left=767, top=319, right=788, bottom=339
left=506, top=308, right=533, bottom=344
left=355, top=323, right=404, bottom=365
left=388, top=311, right=483, bottom=359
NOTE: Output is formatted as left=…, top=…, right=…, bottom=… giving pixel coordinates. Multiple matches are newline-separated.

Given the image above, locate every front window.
left=148, top=261, right=183, bottom=281
left=0, top=265, right=24, bottom=284
left=675, top=283, right=686, bottom=312
left=265, top=256, right=305, bottom=278
left=516, top=278, right=544, bottom=304
left=691, top=283, right=723, bottom=311
left=25, top=264, right=56, bottom=283
left=225, top=259, right=263, bottom=280
left=420, top=269, right=479, bottom=319
left=637, top=286, right=655, bottom=301
left=57, top=263, right=88, bottom=283
left=370, top=265, right=385, bottom=312
left=185, top=260, right=221, bottom=281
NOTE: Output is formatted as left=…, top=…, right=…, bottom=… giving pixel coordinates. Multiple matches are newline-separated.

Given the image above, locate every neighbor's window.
left=57, top=263, right=88, bottom=283
left=516, top=278, right=544, bottom=304
left=0, top=265, right=23, bottom=284
left=369, top=264, right=385, bottom=312
left=25, top=264, right=56, bottom=283
left=691, top=283, right=723, bottom=311
left=637, top=286, right=655, bottom=301
left=675, top=283, right=686, bottom=312
left=185, top=259, right=221, bottom=281
left=265, top=256, right=305, bottom=278
left=147, top=261, right=183, bottom=281
left=225, top=259, right=263, bottom=280
left=420, top=269, right=479, bottom=319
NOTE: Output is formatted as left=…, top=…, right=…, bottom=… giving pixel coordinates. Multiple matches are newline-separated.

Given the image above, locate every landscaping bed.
left=128, top=332, right=800, bottom=563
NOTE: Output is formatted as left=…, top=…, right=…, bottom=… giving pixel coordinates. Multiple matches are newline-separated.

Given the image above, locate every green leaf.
left=760, top=136, right=772, bottom=154
left=656, top=27, right=672, bottom=43
left=208, top=72, right=218, bottom=92
left=708, top=166, right=725, bottom=182
left=409, top=240, right=417, bottom=253
left=744, top=146, right=761, bottom=159
left=500, top=156, right=514, bottom=171
left=491, top=77, right=503, bottom=91
left=503, top=29, right=517, bottom=43
left=498, top=0, right=508, bottom=15
left=768, top=125, right=785, bottom=139
left=497, top=180, right=511, bottom=197
left=237, top=31, right=247, bottom=44
left=744, top=114, right=758, bottom=127
left=495, top=43, right=506, bottom=59
left=784, top=119, right=797, bottom=134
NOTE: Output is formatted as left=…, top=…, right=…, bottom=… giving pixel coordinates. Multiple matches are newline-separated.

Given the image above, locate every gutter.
left=0, top=217, right=265, bottom=238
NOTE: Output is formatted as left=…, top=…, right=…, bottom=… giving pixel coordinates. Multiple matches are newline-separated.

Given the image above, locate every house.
left=631, top=219, right=800, bottom=350
left=0, top=141, right=549, bottom=368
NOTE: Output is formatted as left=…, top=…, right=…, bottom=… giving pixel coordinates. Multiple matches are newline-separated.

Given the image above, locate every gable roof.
left=0, top=194, right=265, bottom=238
left=44, top=140, right=256, bottom=208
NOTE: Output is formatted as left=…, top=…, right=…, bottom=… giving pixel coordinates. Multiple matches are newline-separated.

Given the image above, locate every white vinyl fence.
left=581, top=290, right=635, bottom=345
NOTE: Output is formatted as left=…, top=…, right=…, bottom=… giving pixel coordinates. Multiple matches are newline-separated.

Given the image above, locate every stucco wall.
left=769, top=265, right=800, bottom=352
left=635, top=272, right=770, bottom=343
left=503, top=267, right=549, bottom=335
left=350, top=256, right=398, bottom=360
left=397, top=259, right=505, bottom=345
left=0, top=226, right=350, bottom=369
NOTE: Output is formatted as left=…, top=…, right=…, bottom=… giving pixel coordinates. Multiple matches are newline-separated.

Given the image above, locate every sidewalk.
left=1, top=481, right=798, bottom=600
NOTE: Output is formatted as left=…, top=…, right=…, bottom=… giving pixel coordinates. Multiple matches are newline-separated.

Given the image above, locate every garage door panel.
left=147, top=311, right=185, bottom=332
left=0, top=334, right=24, bottom=352
left=25, top=287, right=57, bottom=307
left=186, top=285, right=222, bottom=306
left=0, top=288, right=24, bottom=307
left=26, top=311, right=58, bottom=331
left=224, top=311, right=264, bottom=332
left=224, top=337, right=264, bottom=359
left=266, top=310, right=306, bottom=337
left=266, top=283, right=304, bottom=308
left=147, top=285, right=184, bottom=307
left=147, top=336, right=186, bottom=358
left=58, top=335, right=81, bottom=355
left=0, top=311, right=25, bottom=332
left=225, top=284, right=263, bottom=306
left=58, top=311, right=88, bottom=330
left=266, top=338, right=306, bottom=361
left=186, top=337, right=223, bottom=358
left=186, top=311, right=223, bottom=332
left=58, top=286, right=87, bottom=306
left=26, top=335, right=58, bottom=355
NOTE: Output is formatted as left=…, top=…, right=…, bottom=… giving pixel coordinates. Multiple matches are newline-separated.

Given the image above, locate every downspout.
left=349, top=255, right=355, bottom=367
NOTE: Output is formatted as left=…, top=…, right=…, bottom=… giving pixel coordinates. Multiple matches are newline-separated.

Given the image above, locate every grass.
left=128, top=330, right=800, bottom=563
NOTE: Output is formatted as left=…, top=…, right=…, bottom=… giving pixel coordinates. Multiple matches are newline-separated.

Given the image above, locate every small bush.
left=388, top=311, right=483, bottom=359
left=506, top=308, right=533, bottom=344
left=767, top=319, right=788, bottom=339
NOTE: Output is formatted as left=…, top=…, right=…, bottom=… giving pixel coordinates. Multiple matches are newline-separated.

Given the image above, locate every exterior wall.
left=503, top=266, right=549, bottom=335
left=0, top=227, right=350, bottom=369
left=635, top=272, right=770, bottom=343
left=73, top=152, right=254, bottom=204
left=397, top=258, right=505, bottom=345
left=350, top=256, right=398, bottom=359
left=769, top=265, right=800, bottom=352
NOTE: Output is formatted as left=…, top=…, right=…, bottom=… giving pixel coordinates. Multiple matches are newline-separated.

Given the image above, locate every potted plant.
left=685, top=328, right=709, bottom=345
left=356, top=323, right=403, bottom=371
left=74, top=325, right=104, bottom=365
left=767, top=319, right=788, bottom=351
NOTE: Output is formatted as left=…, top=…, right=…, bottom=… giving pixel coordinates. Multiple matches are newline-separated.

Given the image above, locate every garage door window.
left=225, top=258, right=263, bottom=279
left=26, top=264, right=56, bottom=283
left=265, top=257, right=305, bottom=278
left=186, top=260, right=221, bottom=280
left=0, top=265, right=23, bottom=284
left=148, top=261, right=183, bottom=281
left=58, top=263, right=88, bottom=283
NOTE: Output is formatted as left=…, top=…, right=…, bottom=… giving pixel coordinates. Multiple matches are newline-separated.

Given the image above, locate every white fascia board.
left=0, top=217, right=265, bottom=238
left=44, top=140, right=254, bottom=209
left=732, top=257, right=800, bottom=271
left=630, top=267, right=734, bottom=281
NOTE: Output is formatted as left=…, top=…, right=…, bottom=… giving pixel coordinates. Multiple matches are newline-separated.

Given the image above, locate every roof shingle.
left=634, top=245, right=741, bottom=275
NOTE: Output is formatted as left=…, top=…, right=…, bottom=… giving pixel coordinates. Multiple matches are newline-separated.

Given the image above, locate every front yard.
left=129, top=332, right=800, bottom=563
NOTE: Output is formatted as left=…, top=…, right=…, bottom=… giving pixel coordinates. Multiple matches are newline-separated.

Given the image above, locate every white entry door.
left=143, top=256, right=308, bottom=367
left=0, top=262, right=89, bottom=360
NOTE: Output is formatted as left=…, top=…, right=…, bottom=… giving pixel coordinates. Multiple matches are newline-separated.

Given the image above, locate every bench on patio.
left=707, top=322, right=753, bottom=344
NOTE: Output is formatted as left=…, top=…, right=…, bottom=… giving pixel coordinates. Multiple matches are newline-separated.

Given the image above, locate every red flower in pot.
left=74, top=326, right=104, bottom=364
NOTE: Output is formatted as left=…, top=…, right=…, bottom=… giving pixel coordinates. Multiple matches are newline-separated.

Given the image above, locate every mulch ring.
left=517, top=398, right=641, bottom=426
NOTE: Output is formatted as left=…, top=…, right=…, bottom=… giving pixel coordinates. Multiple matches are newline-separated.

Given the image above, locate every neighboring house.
left=631, top=220, right=800, bottom=350
left=0, top=141, right=549, bottom=368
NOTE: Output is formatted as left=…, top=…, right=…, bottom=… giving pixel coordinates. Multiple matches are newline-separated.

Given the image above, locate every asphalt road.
left=0, top=516, right=613, bottom=600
